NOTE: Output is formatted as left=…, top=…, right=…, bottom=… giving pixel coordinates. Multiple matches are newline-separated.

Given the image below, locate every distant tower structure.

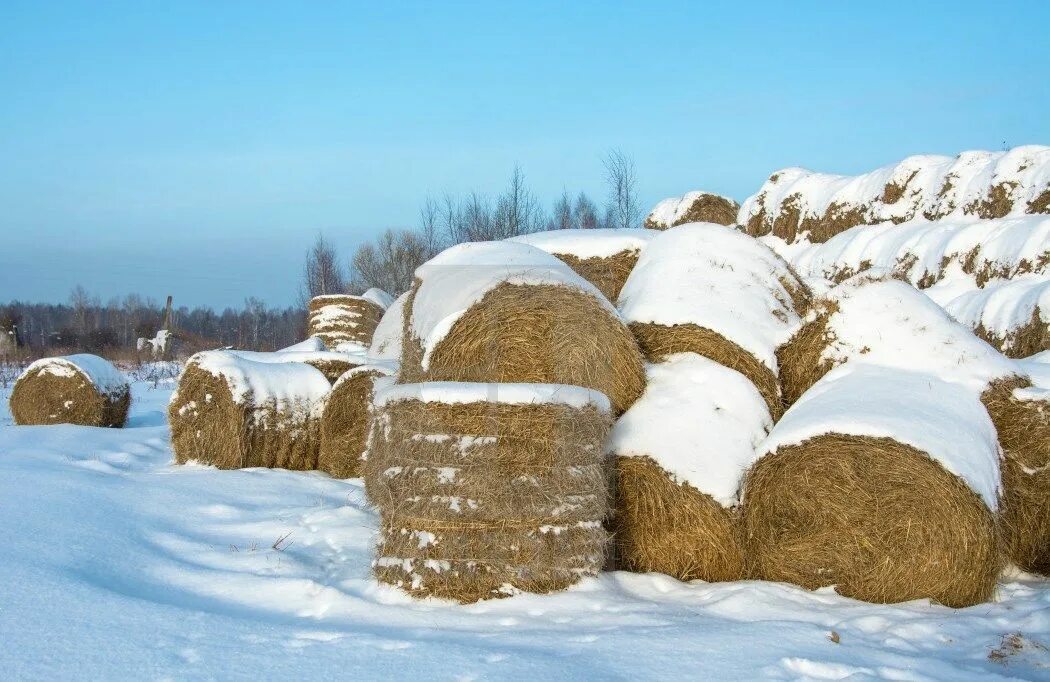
left=136, top=295, right=177, bottom=360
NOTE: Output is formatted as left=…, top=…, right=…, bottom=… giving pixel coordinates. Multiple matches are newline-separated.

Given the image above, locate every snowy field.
left=3, top=378, right=1050, bottom=680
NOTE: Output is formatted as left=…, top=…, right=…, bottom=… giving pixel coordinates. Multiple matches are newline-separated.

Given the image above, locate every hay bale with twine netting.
left=508, top=228, right=655, bottom=303
left=644, top=191, right=740, bottom=230
left=741, top=365, right=1003, bottom=607
left=308, top=288, right=393, bottom=351
left=400, top=241, right=645, bottom=415
left=364, top=382, right=612, bottom=602
left=169, top=351, right=331, bottom=470
left=317, top=363, right=396, bottom=478
left=618, top=223, right=810, bottom=419
left=10, top=354, right=130, bottom=427
left=606, top=353, right=772, bottom=582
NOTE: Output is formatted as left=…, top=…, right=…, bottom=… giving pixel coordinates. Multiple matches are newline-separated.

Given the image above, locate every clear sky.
left=1, top=0, right=1047, bottom=309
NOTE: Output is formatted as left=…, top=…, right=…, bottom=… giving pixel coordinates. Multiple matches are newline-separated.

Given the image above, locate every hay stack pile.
left=169, top=350, right=331, bottom=469
left=742, top=365, right=1003, bottom=607
left=317, top=363, right=396, bottom=478
left=644, top=191, right=741, bottom=229
left=365, top=382, right=612, bottom=602
left=606, top=353, right=772, bottom=582
left=10, top=354, right=130, bottom=427
left=507, top=228, right=655, bottom=302
left=400, top=241, right=645, bottom=415
left=308, top=288, right=393, bottom=351
left=618, top=223, right=810, bottom=419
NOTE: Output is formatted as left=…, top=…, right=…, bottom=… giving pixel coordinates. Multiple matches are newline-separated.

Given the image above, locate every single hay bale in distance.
left=742, top=366, right=1003, bottom=607
left=607, top=354, right=772, bottom=582
left=402, top=241, right=645, bottom=415
left=508, top=228, right=655, bottom=303
left=318, top=364, right=396, bottom=478
left=365, top=381, right=612, bottom=602
left=169, top=351, right=331, bottom=470
left=644, top=191, right=740, bottom=229
left=10, top=354, right=130, bottom=427
left=308, top=290, right=390, bottom=351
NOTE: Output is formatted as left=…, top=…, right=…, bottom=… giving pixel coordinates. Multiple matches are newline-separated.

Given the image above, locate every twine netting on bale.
left=606, top=354, right=772, bottom=582
left=982, top=376, right=1050, bottom=574
left=741, top=366, right=1003, bottom=608
left=644, top=191, right=740, bottom=229
left=401, top=241, right=645, bottom=415
left=618, top=223, right=811, bottom=420
left=169, top=351, right=331, bottom=470
left=507, top=228, right=656, bottom=303
left=10, top=354, right=130, bottom=427
left=364, top=382, right=612, bottom=603
left=317, top=363, right=396, bottom=478
left=308, top=289, right=391, bottom=351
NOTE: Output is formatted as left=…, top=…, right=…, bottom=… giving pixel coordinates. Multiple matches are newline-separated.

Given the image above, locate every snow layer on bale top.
left=939, top=276, right=1049, bottom=342
left=507, top=228, right=655, bottom=259
left=277, top=337, right=327, bottom=353
left=374, top=381, right=611, bottom=413
left=617, top=223, right=802, bottom=371
left=410, top=241, right=615, bottom=369
left=182, top=351, right=331, bottom=406
left=646, top=191, right=737, bottom=229
left=605, top=353, right=771, bottom=507
left=23, top=354, right=128, bottom=397
left=369, top=291, right=408, bottom=362
left=792, top=215, right=1050, bottom=286
left=331, top=362, right=397, bottom=392
left=229, top=349, right=371, bottom=366
left=819, top=277, right=1017, bottom=392
left=1016, top=351, right=1050, bottom=402
left=362, top=288, right=395, bottom=310
left=759, top=364, right=1002, bottom=511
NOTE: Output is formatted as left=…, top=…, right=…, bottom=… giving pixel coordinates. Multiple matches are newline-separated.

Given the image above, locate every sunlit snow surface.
left=2, top=380, right=1049, bottom=680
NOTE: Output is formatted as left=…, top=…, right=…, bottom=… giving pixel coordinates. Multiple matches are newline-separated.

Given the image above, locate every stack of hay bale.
left=365, top=240, right=646, bottom=601
left=10, top=354, right=130, bottom=427
left=308, top=288, right=393, bottom=351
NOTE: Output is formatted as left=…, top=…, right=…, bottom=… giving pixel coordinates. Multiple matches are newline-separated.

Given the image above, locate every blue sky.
left=1, top=1, right=1047, bottom=308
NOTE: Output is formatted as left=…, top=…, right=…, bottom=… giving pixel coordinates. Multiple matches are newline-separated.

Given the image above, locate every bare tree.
left=603, top=149, right=641, bottom=229
left=550, top=190, right=574, bottom=230
left=418, top=196, right=444, bottom=258
left=492, top=165, right=542, bottom=239
left=70, top=285, right=92, bottom=336
left=351, top=229, right=430, bottom=295
left=573, top=192, right=600, bottom=230
left=299, top=234, right=346, bottom=305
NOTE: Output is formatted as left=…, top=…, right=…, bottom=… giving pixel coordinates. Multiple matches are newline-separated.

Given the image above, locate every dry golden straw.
left=318, top=366, right=392, bottom=478
left=10, top=356, right=129, bottom=427
left=552, top=250, right=640, bottom=304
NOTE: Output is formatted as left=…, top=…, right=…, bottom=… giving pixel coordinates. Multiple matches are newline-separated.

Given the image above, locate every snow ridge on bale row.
left=10, top=353, right=131, bottom=427
left=939, top=277, right=1050, bottom=359
left=644, top=191, right=740, bottom=230
left=741, top=145, right=1050, bottom=243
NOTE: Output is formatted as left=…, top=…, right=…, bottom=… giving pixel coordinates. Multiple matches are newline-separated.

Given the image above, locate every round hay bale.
left=10, top=354, right=130, bottom=427
left=364, top=382, right=612, bottom=602
left=169, top=351, right=331, bottom=470
left=230, top=349, right=367, bottom=384
left=619, top=224, right=811, bottom=420
left=982, top=376, right=1050, bottom=574
left=317, top=363, right=396, bottom=479
left=507, top=228, right=656, bottom=303
left=308, top=289, right=391, bottom=351
left=742, top=366, right=1003, bottom=607
left=368, top=291, right=409, bottom=362
left=401, top=241, right=645, bottom=415
left=644, top=191, right=740, bottom=230
left=607, top=354, right=772, bottom=582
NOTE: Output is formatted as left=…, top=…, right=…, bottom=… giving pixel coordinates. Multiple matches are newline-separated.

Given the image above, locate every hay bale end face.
left=365, top=382, right=612, bottom=603
left=742, top=367, right=1002, bottom=607
left=318, top=364, right=396, bottom=478
left=169, top=351, right=331, bottom=470
left=308, top=290, right=391, bottom=351
left=10, top=354, right=130, bottom=427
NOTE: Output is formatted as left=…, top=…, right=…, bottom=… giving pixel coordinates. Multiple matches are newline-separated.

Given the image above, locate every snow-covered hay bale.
left=365, top=382, right=612, bottom=602
left=982, top=375, right=1050, bottom=574
left=229, top=348, right=367, bottom=384
left=507, top=228, right=655, bottom=303
left=742, top=366, right=1003, bottom=607
left=618, top=223, right=810, bottom=419
left=741, top=146, right=1050, bottom=243
left=308, top=288, right=392, bottom=351
left=607, top=354, right=772, bottom=582
left=317, top=364, right=395, bottom=478
left=368, top=291, right=409, bottom=363
left=401, top=241, right=645, bottom=415
left=169, top=351, right=331, bottom=470
left=10, top=354, right=130, bottom=427
left=943, top=278, right=1050, bottom=358
left=645, top=191, right=740, bottom=230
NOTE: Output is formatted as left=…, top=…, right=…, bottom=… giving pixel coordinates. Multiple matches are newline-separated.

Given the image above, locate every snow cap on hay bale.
left=942, top=277, right=1050, bottom=359
left=618, top=223, right=811, bottom=419
left=742, top=365, right=1003, bottom=607
left=365, top=381, right=612, bottom=602
left=318, top=363, right=396, bottom=478
left=507, top=228, right=655, bottom=303
left=10, top=354, right=130, bottom=427
left=368, top=291, right=409, bottom=363
left=644, top=191, right=740, bottom=230
left=230, top=348, right=368, bottom=384
left=606, top=353, right=772, bottom=582
left=308, top=289, right=392, bottom=351
left=401, top=241, right=645, bottom=415
left=277, top=336, right=327, bottom=353
left=169, top=351, right=331, bottom=470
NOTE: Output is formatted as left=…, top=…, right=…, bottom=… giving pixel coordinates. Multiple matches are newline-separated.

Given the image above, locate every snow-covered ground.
left=3, top=378, right=1050, bottom=680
